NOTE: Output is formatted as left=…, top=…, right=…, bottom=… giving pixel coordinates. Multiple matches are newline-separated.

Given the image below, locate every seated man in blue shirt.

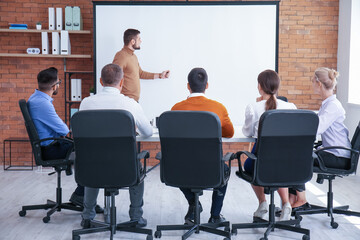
left=27, top=67, right=102, bottom=213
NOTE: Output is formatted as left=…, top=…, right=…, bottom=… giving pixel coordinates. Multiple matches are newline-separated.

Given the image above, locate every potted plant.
left=89, top=86, right=95, bottom=96
left=36, top=22, right=42, bottom=30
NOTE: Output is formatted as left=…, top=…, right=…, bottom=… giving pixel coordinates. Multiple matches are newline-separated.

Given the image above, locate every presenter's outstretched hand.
left=160, top=70, right=170, bottom=79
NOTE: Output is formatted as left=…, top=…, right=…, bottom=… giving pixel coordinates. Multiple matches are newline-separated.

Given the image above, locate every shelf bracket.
left=63, top=58, right=67, bottom=72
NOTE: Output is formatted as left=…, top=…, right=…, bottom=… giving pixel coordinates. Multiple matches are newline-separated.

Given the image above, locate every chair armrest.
left=234, top=151, right=257, bottom=183
left=222, top=152, right=235, bottom=162
left=137, top=150, right=150, bottom=182
left=315, top=146, right=359, bottom=155
left=155, top=151, right=162, bottom=161
left=313, top=141, right=322, bottom=149
left=137, top=150, right=150, bottom=161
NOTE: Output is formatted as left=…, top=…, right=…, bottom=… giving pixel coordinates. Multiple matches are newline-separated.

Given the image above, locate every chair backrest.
left=277, top=96, right=288, bottom=102
left=71, top=110, right=139, bottom=189
left=158, top=111, right=223, bottom=189
left=254, top=109, right=319, bottom=187
left=349, top=121, right=360, bottom=172
left=18, top=99, right=43, bottom=165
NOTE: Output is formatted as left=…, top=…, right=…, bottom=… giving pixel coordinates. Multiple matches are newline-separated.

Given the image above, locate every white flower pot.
left=36, top=25, right=42, bottom=30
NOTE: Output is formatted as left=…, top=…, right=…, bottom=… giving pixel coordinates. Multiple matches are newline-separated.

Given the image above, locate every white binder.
left=76, top=78, right=82, bottom=101
left=41, top=32, right=48, bottom=54
left=72, top=6, right=83, bottom=30
left=60, top=30, right=71, bottom=55
left=51, top=32, right=60, bottom=55
left=65, top=6, right=73, bottom=30
left=56, top=8, right=63, bottom=30
left=71, top=78, right=77, bottom=101
left=48, top=7, right=55, bottom=30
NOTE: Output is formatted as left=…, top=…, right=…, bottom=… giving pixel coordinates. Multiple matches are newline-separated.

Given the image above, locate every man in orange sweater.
left=171, top=68, right=234, bottom=224
left=113, top=29, right=170, bottom=102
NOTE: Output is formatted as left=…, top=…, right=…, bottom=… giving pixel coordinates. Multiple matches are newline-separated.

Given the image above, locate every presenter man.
left=79, top=63, right=152, bottom=228
left=113, top=28, right=170, bottom=102
left=171, top=67, right=234, bottom=224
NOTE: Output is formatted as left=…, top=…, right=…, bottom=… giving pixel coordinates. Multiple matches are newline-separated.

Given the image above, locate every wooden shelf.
left=0, top=29, right=91, bottom=34
left=0, top=53, right=91, bottom=58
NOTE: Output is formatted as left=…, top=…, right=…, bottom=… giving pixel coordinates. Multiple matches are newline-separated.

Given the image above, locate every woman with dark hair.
left=242, top=69, right=297, bottom=221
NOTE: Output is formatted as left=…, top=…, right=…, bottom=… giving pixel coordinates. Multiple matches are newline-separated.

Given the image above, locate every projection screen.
left=94, top=2, right=279, bottom=125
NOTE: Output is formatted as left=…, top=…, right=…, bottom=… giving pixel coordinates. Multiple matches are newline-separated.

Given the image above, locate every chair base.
left=232, top=218, right=309, bottom=240
left=295, top=204, right=360, bottom=229
left=19, top=199, right=82, bottom=223
left=73, top=219, right=153, bottom=240
left=231, top=189, right=310, bottom=240
left=155, top=221, right=231, bottom=240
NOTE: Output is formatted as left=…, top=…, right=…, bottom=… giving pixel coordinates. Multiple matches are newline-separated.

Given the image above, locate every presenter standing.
left=113, top=28, right=170, bottom=102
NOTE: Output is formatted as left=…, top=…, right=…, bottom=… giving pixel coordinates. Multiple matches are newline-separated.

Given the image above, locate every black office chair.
left=154, top=111, right=235, bottom=240
left=71, top=110, right=153, bottom=240
left=232, top=110, right=319, bottom=240
left=294, top=121, right=360, bottom=229
left=18, top=99, right=82, bottom=223
left=277, top=96, right=288, bottom=102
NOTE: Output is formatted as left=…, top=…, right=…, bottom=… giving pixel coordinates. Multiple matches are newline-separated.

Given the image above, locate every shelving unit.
left=0, top=28, right=92, bottom=59
left=64, top=71, right=94, bottom=125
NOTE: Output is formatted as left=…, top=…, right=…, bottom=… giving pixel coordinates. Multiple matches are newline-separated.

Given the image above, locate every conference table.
left=136, top=126, right=256, bottom=143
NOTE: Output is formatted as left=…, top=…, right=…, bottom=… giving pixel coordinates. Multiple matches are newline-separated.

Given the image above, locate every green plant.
left=89, top=86, right=95, bottom=93
left=36, top=22, right=41, bottom=25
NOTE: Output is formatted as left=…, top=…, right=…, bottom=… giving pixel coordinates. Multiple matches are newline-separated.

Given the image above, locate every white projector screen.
left=94, top=2, right=279, bottom=125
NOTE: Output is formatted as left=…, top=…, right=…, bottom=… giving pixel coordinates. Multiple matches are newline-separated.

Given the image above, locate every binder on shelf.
left=65, top=6, right=73, bottom=30
left=41, top=32, right=49, bottom=54
left=48, top=7, right=55, bottom=30
left=72, top=6, right=83, bottom=30
left=60, top=30, right=71, bottom=55
left=76, top=78, right=82, bottom=101
left=51, top=32, right=60, bottom=55
left=71, top=78, right=77, bottom=101
left=56, top=8, right=63, bottom=30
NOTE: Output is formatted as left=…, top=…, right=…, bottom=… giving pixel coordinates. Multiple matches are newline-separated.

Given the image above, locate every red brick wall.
left=0, top=0, right=339, bottom=167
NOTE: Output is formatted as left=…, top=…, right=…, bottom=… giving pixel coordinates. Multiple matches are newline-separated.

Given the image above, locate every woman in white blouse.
left=290, top=67, right=351, bottom=211
left=242, top=69, right=297, bottom=221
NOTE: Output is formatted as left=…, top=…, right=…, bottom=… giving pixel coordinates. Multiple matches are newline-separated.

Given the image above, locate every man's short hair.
left=37, top=67, right=58, bottom=91
left=101, top=64, right=124, bottom=86
left=123, top=29, right=140, bottom=46
left=188, top=68, right=208, bottom=93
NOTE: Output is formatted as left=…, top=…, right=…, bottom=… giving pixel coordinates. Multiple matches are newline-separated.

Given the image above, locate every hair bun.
left=329, top=69, right=339, bottom=80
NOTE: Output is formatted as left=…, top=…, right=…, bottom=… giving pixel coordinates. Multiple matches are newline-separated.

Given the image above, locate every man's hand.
left=159, top=70, right=170, bottom=79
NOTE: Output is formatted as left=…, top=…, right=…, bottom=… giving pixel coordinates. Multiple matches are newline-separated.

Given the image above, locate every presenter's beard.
left=132, top=44, right=140, bottom=50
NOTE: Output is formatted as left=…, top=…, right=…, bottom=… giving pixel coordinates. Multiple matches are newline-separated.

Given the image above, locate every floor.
left=1, top=167, right=360, bottom=240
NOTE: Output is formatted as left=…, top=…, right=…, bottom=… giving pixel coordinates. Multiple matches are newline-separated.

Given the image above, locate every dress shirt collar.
left=101, top=86, right=121, bottom=94
left=34, top=89, right=53, bottom=102
left=188, top=92, right=206, bottom=98
left=123, top=46, right=134, bottom=55
left=321, top=94, right=336, bottom=106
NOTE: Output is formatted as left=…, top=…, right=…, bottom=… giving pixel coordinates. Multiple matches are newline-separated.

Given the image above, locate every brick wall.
left=0, top=0, right=339, bottom=167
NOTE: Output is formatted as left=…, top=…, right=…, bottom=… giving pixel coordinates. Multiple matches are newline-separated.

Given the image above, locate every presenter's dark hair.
left=101, top=64, right=124, bottom=86
left=124, top=29, right=140, bottom=45
left=258, top=69, right=280, bottom=111
left=188, top=68, right=208, bottom=93
left=37, top=67, right=58, bottom=91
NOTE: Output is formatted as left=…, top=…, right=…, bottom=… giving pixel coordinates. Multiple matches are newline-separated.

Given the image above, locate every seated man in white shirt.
left=79, top=63, right=153, bottom=228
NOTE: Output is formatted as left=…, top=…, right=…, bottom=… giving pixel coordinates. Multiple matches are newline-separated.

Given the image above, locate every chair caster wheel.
left=224, top=238, right=230, bottom=240
left=19, top=210, right=26, bottom=217
left=224, top=226, right=230, bottom=232
left=260, top=237, right=268, bottom=240
left=302, top=235, right=310, bottom=240
left=73, top=235, right=80, bottom=240
left=331, top=222, right=338, bottom=229
left=295, top=215, right=303, bottom=221
left=231, top=228, right=237, bottom=235
left=295, top=223, right=301, bottom=228
left=43, top=216, right=50, bottom=223
left=147, top=234, right=153, bottom=240
left=154, top=230, right=161, bottom=238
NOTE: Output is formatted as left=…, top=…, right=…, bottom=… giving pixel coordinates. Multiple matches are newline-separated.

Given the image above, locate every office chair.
left=276, top=96, right=288, bottom=102
left=154, top=111, right=235, bottom=240
left=71, top=110, right=153, bottom=240
left=294, top=121, right=360, bottom=229
left=232, top=110, right=319, bottom=240
left=18, top=99, right=82, bottom=223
